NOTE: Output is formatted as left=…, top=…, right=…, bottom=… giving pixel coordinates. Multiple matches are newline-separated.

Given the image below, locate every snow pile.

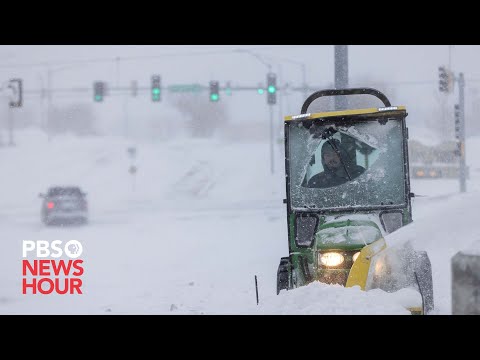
left=251, top=282, right=419, bottom=315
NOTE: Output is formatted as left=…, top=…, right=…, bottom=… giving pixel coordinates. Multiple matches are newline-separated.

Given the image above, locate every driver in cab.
left=306, top=139, right=365, bottom=188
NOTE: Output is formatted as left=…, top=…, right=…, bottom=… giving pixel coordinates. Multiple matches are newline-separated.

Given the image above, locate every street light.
left=233, top=48, right=272, bottom=72
left=267, top=55, right=308, bottom=100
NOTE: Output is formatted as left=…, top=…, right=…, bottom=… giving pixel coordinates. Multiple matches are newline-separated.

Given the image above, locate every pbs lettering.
left=22, top=240, right=84, bottom=295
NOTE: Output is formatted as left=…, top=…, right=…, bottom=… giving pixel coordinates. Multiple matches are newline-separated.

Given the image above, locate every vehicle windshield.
left=288, top=117, right=406, bottom=210
left=48, top=187, right=83, bottom=197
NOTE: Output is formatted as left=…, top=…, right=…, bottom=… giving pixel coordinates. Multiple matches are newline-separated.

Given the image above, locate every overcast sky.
left=2, top=45, right=473, bottom=84
left=1, top=45, right=479, bottom=136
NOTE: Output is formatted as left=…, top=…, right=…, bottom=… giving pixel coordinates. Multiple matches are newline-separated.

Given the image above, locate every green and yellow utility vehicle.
left=277, top=88, right=434, bottom=314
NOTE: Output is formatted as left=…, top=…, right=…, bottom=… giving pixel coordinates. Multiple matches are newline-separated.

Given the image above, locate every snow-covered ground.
left=1, top=127, right=479, bottom=314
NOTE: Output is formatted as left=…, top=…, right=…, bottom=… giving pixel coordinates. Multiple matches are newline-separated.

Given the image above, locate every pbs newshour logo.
left=22, top=240, right=84, bottom=295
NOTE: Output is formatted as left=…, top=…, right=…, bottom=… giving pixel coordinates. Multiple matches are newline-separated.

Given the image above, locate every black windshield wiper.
left=322, top=129, right=352, bottom=181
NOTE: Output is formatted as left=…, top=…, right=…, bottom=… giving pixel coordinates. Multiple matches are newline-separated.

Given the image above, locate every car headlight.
left=319, top=252, right=344, bottom=267
left=352, top=252, right=361, bottom=263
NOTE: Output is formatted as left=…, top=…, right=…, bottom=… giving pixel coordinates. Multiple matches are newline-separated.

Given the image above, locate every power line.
left=0, top=46, right=315, bottom=70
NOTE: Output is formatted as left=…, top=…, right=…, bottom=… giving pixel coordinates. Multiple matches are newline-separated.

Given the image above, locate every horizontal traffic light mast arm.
left=22, top=83, right=439, bottom=96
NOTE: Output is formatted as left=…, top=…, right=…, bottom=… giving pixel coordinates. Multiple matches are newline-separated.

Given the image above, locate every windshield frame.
left=284, top=111, right=411, bottom=213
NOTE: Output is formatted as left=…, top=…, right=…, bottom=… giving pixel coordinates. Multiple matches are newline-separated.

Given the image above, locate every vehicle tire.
left=277, top=257, right=291, bottom=295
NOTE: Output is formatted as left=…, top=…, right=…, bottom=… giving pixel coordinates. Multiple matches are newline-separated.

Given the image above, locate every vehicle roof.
left=48, top=186, right=82, bottom=190
left=284, top=106, right=406, bottom=121
left=46, top=186, right=84, bottom=196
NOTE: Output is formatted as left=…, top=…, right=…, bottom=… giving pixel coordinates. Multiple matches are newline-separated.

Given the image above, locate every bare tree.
left=49, top=103, right=97, bottom=136
left=168, top=93, right=229, bottom=138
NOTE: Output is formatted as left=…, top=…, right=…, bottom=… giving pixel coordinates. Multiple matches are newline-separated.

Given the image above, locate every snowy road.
left=1, top=202, right=285, bottom=314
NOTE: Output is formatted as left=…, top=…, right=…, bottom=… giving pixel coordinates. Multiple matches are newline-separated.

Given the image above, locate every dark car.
left=39, top=186, right=88, bottom=225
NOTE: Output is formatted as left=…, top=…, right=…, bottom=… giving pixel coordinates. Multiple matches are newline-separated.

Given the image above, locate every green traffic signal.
left=151, top=75, right=161, bottom=102
left=94, top=81, right=105, bottom=102
left=257, top=88, right=264, bottom=95
left=209, top=81, right=220, bottom=102
left=152, top=87, right=161, bottom=101
left=267, top=73, right=277, bottom=105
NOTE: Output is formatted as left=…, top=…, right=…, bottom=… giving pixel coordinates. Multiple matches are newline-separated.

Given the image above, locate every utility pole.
left=116, top=57, right=120, bottom=87
left=449, top=45, right=453, bottom=71
left=459, top=72, right=467, bottom=193
left=301, top=63, right=308, bottom=100
left=124, top=93, right=129, bottom=138
left=334, top=45, right=349, bottom=110
left=47, top=67, right=52, bottom=142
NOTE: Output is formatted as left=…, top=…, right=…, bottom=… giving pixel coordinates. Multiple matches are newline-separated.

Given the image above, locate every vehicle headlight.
left=416, top=170, right=425, bottom=177
left=352, top=252, right=361, bottom=263
left=319, top=252, right=344, bottom=267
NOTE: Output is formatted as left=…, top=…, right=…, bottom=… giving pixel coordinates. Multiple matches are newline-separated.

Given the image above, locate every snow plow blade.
left=346, top=238, right=434, bottom=315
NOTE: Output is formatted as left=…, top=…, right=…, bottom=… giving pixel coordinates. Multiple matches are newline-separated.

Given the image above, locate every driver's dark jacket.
left=306, top=163, right=365, bottom=188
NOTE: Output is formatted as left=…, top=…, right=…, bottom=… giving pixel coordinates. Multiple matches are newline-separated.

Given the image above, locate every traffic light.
left=151, top=75, right=161, bottom=102
left=257, top=83, right=264, bottom=95
left=209, top=81, right=219, bottom=102
left=267, top=73, right=277, bottom=105
left=454, top=104, right=461, bottom=140
left=439, top=66, right=454, bottom=93
left=8, top=78, right=23, bottom=108
left=94, top=81, right=105, bottom=102
left=439, top=66, right=448, bottom=92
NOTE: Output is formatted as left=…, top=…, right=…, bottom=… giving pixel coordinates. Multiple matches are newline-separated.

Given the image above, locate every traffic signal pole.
left=269, top=104, right=274, bottom=174
left=334, top=45, right=349, bottom=110
left=267, top=72, right=276, bottom=174
left=459, top=73, right=467, bottom=193
left=444, top=65, right=467, bottom=194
